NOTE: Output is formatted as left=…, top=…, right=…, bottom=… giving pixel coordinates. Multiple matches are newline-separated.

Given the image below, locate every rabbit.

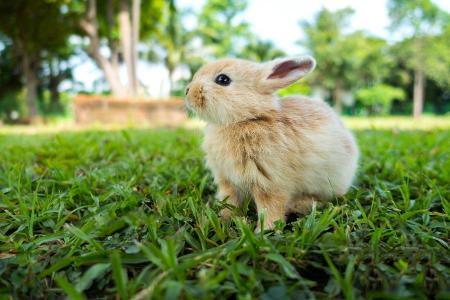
left=185, top=56, right=359, bottom=231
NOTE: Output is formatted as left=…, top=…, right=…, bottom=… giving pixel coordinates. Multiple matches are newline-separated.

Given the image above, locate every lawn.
left=0, top=118, right=449, bottom=299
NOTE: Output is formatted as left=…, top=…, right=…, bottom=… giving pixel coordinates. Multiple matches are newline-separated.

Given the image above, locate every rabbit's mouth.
left=186, top=84, right=206, bottom=110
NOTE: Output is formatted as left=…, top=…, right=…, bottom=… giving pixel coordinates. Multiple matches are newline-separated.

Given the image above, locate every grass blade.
left=55, top=275, right=86, bottom=300
left=111, top=251, right=128, bottom=299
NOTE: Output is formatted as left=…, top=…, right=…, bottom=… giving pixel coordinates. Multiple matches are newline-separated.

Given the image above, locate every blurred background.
left=0, top=0, right=449, bottom=125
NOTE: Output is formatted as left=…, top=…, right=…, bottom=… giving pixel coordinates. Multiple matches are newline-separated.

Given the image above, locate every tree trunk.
left=131, top=0, right=141, bottom=96
left=50, top=88, right=59, bottom=106
left=94, top=51, right=126, bottom=97
left=50, top=80, right=60, bottom=105
left=413, top=68, right=425, bottom=118
left=106, top=0, right=120, bottom=73
left=48, top=58, right=60, bottom=105
left=167, top=65, right=175, bottom=96
left=81, top=0, right=126, bottom=97
left=24, top=64, right=38, bottom=120
left=21, top=49, right=39, bottom=120
left=119, top=0, right=134, bottom=96
left=333, top=85, right=342, bottom=114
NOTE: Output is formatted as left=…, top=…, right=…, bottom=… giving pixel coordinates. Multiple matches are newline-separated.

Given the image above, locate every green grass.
left=0, top=125, right=449, bottom=299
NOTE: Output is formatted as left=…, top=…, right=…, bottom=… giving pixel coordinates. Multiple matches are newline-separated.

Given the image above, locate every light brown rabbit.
left=185, top=56, right=359, bottom=230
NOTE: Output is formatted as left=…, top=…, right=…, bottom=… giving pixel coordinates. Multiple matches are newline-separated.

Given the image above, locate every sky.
left=244, top=0, right=393, bottom=54
left=227, top=0, right=450, bottom=54
left=72, top=0, right=450, bottom=97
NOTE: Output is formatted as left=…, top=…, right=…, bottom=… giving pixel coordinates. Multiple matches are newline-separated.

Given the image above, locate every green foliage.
left=348, top=33, right=394, bottom=86
left=242, top=39, right=285, bottom=62
left=422, top=24, right=450, bottom=89
left=301, top=8, right=357, bottom=91
left=0, top=126, right=449, bottom=298
left=197, top=0, right=250, bottom=58
left=300, top=8, right=395, bottom=111
left=0, top=90, right=27, bottom=123
left=0, top=0, right=74, bottom=54
left=0, top=36, right=21, bottom=94
left=388, top=0, right=450, bottom=89
left=155, top=0, right=285, bottom=94
left=155, top=0, right=187, bottom=71
left=356, top=84, right=406, bottom=115
left=388, top=0, right=447, bottom=34
left=0, top=90, right=73, bottom=123
left=38, top=91, right=73, bottom=119
left=148, top=0, right=194, bottom=94
left=278, top=82, right=311, bottom=98
left=0, top=0, right=449, bottom=115
left=0, top=36, right=25, bottom=123
left=392, top=34, right=450, bottom=91
left=0, top=0, right=76, bottom=118
left=78, top=0, right=164, bottom=42
left=138, top=0, right=165, bottom=40
left=388, top=27, right=450, bottom=90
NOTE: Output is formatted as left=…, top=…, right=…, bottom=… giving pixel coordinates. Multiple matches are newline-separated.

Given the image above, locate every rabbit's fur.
left=186, top=56, right=358, bottom=230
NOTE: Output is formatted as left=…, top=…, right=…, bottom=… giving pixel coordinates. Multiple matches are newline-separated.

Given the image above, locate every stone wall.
left=74, top=95, right=187, bottom=125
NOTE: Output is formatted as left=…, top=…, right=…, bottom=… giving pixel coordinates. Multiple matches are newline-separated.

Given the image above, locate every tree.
left=42, top=48, right=74, bottom=113
left=424, top=24, right=450, bottom=89
left=77, top=0, right=163, bottom=97
left=149, top=0, right=192, bottom=94
left=356, top=84, right=405, bottom=115
left=300, top=8, right=356, bottom=113
left=388, top=0, right=449, bottom=117
left=0, top=0, right=73, bottom=121
left=300, top=8, right=394, bottom=113
left=242, top=39, right=285, bottom=62
left=0, top=35, right=24, bottom=121
left=197, top=0, right=250, bottom=58
left=150, top=0, right=252, bottom=94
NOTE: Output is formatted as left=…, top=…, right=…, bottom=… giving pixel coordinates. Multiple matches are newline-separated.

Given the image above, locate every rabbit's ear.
left=260, top=56, right=316, bottom=91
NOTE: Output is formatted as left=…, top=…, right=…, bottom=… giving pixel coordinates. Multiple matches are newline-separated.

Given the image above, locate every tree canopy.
left=388, top=0, right=450, bottom=117
left=0, top=0, right=449, bottom=121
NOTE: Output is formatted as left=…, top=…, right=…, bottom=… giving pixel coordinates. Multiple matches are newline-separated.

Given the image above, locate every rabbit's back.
left=278, top=96, right=359, bottom=197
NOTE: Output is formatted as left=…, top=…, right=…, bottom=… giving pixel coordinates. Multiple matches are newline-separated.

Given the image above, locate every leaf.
left=65, top=224, right=104, bottom=252
left=265, top=253, right=299, bottom=279
left=111, top=251, right=128, bottom=299
left=75, top=263, right=111, bottom=292
left=324, top=253, right=356, bottom=300
left=55, top=275, right=86, bottom=300
left=261, top=285, right=289, bottom=300
left=74, top=252, right=149, bottom=266
left=40, top=257, right=73, bottom=278
left=163, top=280, right=183, bottom=300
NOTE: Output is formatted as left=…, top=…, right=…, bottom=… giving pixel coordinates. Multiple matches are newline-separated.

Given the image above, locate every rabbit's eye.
left=214, top=74, right=231, bottom=86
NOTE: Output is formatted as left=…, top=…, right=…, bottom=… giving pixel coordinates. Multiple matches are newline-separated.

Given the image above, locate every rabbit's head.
left=185, top=56, right=315, bottom=124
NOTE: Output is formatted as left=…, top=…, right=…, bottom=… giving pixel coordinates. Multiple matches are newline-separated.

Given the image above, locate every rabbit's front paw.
left=219, top=208, right=233, bottom=221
